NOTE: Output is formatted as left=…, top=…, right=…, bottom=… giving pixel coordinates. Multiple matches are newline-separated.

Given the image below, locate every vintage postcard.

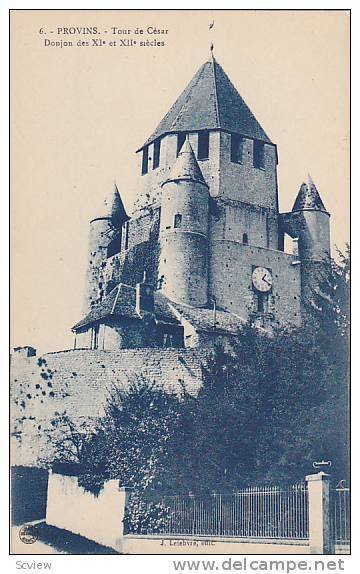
left=10, top=8, right=350, bottom=561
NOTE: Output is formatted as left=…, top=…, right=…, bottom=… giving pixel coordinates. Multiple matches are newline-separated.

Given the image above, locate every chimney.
left=135, top=271, right=155, bottom=316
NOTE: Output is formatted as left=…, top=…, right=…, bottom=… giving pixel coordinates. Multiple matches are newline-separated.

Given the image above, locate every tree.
left=47, top=378, right=186, bottom=494
left=300, top=246, right=350, bottom=481
left=47, top=250, right=349, bottom=493
left=306, top=245, right=350, bottom=339
left=170, top=321, right=348, bottom=490
left=43, top=412, right=96, bottom=465
left=174, top=249, right=350, bottom=489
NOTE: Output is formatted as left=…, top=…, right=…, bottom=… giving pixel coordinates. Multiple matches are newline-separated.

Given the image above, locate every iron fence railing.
left=333, top=487, right=350, bottom=546
left=139, top=484, right=308, bottom=539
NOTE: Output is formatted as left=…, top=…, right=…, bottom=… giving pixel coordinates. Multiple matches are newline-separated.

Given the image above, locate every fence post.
left=305, top=472, right=333, bottom=554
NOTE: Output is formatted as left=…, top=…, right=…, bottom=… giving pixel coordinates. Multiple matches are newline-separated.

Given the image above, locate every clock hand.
left=262, top=274, right=271, bottom=286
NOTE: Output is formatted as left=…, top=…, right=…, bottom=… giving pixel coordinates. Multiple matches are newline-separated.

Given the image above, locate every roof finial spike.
left=209, top=20, right=215, bottom=60
left=307, top=172, right=315, bottom=187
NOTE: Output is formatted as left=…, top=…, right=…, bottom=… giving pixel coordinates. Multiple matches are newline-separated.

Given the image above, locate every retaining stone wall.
left=11, top=348, right=206, bottom=466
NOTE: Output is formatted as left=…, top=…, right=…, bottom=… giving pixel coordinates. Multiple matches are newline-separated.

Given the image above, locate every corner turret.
left=279, top=175, right=331, bottom=309
left=158, top=138, right=210, bottom=306
left=291, top=175, right=330, bottom=262
left=97, top=183, right=129, bottom=226
left=84, top=183, right=129, bottom=313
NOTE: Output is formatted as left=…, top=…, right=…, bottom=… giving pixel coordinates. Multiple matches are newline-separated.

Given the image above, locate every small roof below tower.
left=162, top=138, right=207, bottom=187
left=139, top=56, right=272, bottom=150
left=92, top=183, right=129, bottom=224
left=292, top=175, right=328, bottom=213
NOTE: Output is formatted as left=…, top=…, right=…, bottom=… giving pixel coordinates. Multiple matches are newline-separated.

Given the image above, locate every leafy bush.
left=124, top=492, right=170, bottom=534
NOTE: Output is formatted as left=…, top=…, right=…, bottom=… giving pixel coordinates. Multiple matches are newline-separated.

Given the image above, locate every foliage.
left=306, top=244, right=350, bottom=339
left=46, top=379, right=186, bottom=494
left=41, top=412, right=96, bottom=465
left=123, top=492, right=169, bottom=534
left=47, top=250, right=350, bottom=493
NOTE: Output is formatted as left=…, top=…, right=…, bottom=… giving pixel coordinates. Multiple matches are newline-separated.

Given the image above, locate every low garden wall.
left=46, top=471, right=129, bottom=552
left=46, top=472, right=312, bottom=554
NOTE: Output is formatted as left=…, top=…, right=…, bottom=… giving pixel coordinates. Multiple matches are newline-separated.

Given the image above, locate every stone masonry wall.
left=84, top=218, right=115, bottom=313
left=133, top=131, right=221, bottom=213
left=209, top=240, right=302, bottom=326
left=102, top=208, right=160, bottom=293
left=103, top=240, right=160, bottom=294
left=210, top=199, right=279, bottom=251
left=219, top=131, right=278, bottom=210
left=10, top=348, right=206, bottom=466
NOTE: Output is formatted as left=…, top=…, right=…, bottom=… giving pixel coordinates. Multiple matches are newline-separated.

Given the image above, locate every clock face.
left=252, top=267, right=273, bottom=292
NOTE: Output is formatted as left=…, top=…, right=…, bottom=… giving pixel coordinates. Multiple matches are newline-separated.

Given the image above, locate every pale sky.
left=11, top=9, right=350, bottom=353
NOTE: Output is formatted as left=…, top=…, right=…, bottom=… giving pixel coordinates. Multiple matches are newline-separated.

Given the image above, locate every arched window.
left=243, top=233, right=249, bottom=245
left=174, top=213, right=182, bottom=228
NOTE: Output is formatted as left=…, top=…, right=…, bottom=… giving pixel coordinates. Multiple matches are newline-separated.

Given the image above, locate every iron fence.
left=333, top=486, right=350, bottom=546
left=140, top=484, right=308, bottom=539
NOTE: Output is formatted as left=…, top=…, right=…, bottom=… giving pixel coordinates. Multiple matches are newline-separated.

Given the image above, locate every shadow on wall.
left=11, top=466, right=48, bottom=526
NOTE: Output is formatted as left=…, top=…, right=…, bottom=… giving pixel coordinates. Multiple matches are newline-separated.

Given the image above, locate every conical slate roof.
left=163, top=138, right=207, bottom=186
left=139, top=56, right=272, bottom=149
left=92, top=183, right=129, bottom=223
left=292, top=175, right=327, bottom=213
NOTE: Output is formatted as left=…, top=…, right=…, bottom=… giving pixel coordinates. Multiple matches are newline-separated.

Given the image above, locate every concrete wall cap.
left=305, top=471, right=331, bottom=482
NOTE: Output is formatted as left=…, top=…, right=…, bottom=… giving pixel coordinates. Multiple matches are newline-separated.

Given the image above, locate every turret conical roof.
left=163, top=138, right=207, bottom=187
left=93, top=183, right=129, bottom=223
left=292, top=175, right=327, bottom=213
left=139, top=56, right=272, bottom=150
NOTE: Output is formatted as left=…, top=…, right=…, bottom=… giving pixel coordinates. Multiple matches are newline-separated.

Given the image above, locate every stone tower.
left=280, top=174, right=330, bottom=302
left=72, top=53, right=332, bottom=349
left=159, top=137, right=210, bottom=306
left=134, top=54, right=278, bottom=218
left=11, top=49, right=337, bottom=472
left=292, top=175, right=330, bottom=262
left=84, top=183, right=128, bottom=313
